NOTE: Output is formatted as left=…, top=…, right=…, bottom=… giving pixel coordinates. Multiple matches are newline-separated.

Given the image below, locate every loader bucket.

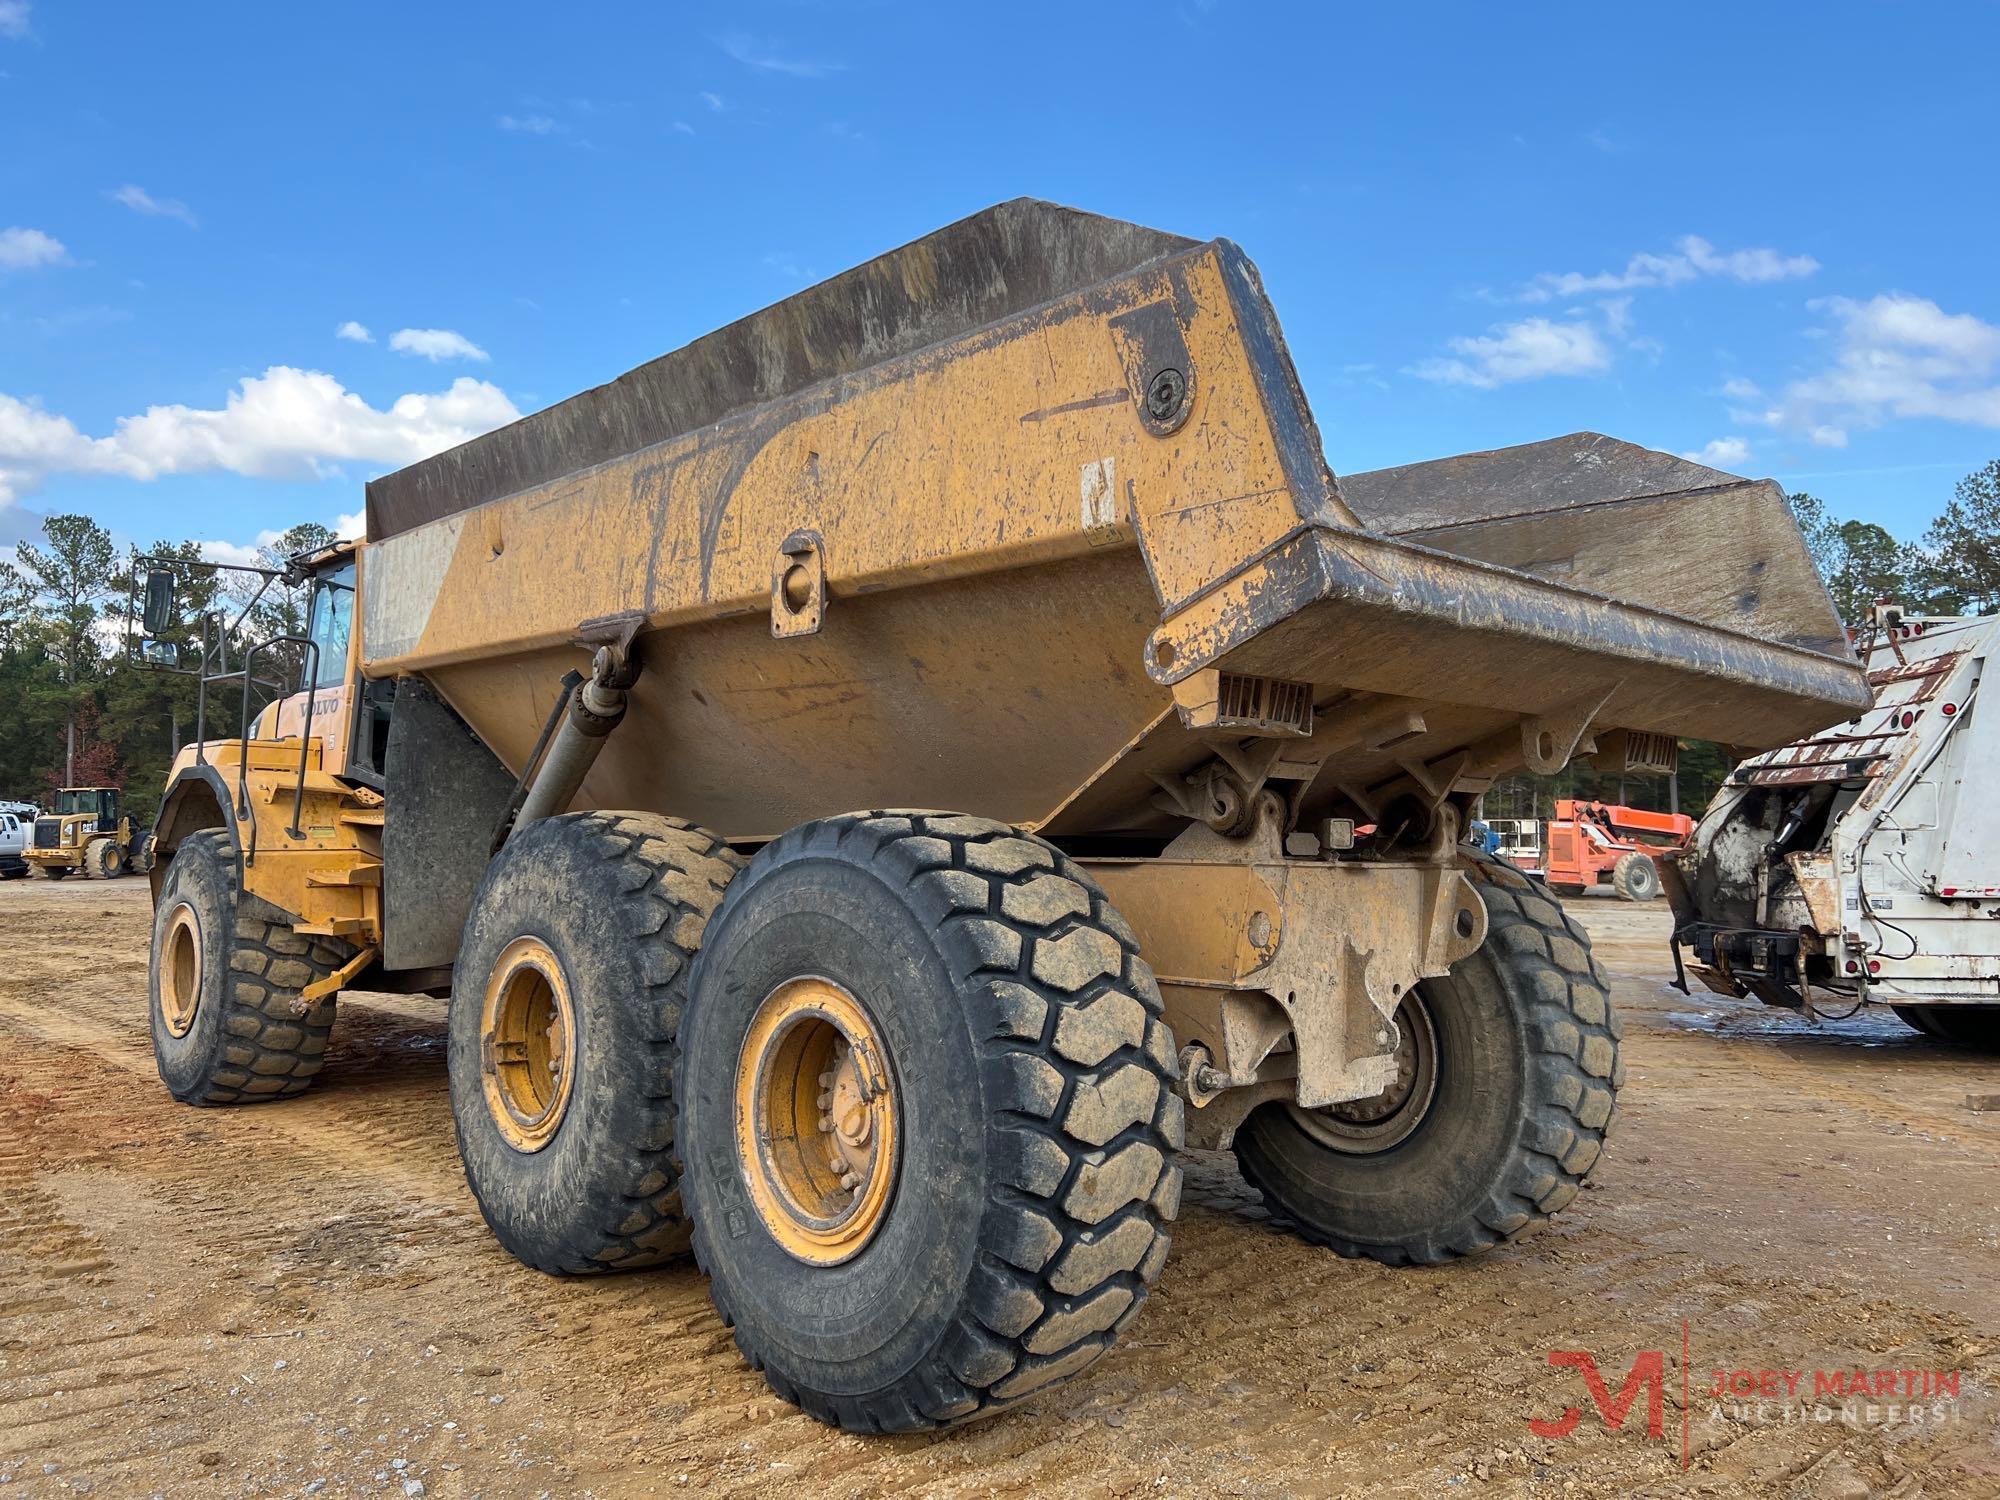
left=358, top=199, right=1870, bottom=842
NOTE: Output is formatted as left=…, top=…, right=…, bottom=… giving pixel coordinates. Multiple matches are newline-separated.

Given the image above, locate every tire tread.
left=681, top=810, right=1181, bottom=1433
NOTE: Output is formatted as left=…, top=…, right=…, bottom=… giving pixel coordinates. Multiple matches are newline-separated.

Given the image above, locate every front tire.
left=678, top=811, right=1182, bottom=1433
left=448, top=812, right=743, bottom=1275
left=1611, top=851, right=1659, bottom=902
left=150, top=831, right=346, bottom=1104
left=1234, top=851, right=1621, bottom=1264
left=89, top=839, right=125, bottom=879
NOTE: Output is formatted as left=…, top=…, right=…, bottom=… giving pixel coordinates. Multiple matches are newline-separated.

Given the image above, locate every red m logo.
left=1529, top=1350, right=1667, bottom=1440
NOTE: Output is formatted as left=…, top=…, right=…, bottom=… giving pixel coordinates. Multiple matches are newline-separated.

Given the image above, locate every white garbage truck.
left=1671, top=603, right=2000, bottom=1045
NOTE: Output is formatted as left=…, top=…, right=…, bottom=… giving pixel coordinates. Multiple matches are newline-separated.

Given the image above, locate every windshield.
left=55, top=790, right=112, bottom=820
left=306, top=560, right=357, bottom=689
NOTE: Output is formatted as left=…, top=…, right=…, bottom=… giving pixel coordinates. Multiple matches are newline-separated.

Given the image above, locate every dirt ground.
left=0, top=879, right=1996, bottom=1499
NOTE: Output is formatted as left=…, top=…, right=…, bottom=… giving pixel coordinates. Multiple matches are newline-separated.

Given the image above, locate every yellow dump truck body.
left=358, top=200, right=1866, bottom=842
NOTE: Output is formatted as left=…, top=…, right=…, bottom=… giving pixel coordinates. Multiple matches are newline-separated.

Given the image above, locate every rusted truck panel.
left=360, top=200, right=1868, bottom=844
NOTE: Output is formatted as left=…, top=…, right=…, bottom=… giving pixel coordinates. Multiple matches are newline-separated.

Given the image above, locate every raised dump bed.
left=359, top=205, right=1864, bottom=844
left=143, top=199, right=1869, bottom=1435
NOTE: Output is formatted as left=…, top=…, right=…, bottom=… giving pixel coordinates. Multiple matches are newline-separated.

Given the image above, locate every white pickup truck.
left=0, top=808, right=30, bottom=880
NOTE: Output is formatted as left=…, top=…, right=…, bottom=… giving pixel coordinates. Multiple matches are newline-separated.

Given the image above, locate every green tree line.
left=1, top=515, right=332, bottom=816
left=1, top=457, right=1994, bottom=824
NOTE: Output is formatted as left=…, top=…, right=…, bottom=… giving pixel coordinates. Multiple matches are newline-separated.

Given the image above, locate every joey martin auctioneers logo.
left=1527, top=1324, right=1966, bottom=1469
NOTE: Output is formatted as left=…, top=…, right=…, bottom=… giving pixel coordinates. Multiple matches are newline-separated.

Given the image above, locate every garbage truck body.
left=1672, top=605, right=2000, bottom=1046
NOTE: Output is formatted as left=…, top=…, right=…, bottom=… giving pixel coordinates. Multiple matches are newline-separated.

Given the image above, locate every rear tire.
left=150, top=831, right=347, bottom=1104
left=1233, top=850, right=1621, bottom=1264
left=1892, top=1005, right=2000, bottom=1049
left=1611, top=851, right=1659, bottom=902
left=448, top=812, right=743, bottom=1275
left=678, top=811, right=1182, bottom=1433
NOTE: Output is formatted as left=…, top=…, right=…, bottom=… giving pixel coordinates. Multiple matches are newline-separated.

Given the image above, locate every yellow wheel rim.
left=160, top=902, right=202, bottom=1038
left=480, top=936, right=577, bottom=1153
left=735, top=977, right=901, bottom=1266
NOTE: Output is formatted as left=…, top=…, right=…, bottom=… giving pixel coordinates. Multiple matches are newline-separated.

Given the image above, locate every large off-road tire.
left=1234, top=849, right=1621, bottom=1265
left=88, top=839, right=124, bottom=880
left=1893, top=1005, right=2000, bottom=1049
left=448, top=812, right=743, bottom=1276
left=1611, top=851, right=1660, bottom=902
left=150, top=830, right=347, bottom=1104
left=36, top=865, right=69, bottom=881
left=677, top=811, right=1182, bottom=1434
left=131, top=831, right=156, bottom=874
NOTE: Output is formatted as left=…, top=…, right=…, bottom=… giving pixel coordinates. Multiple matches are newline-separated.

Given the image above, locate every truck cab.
left=247, top=546, right=375, bottom=779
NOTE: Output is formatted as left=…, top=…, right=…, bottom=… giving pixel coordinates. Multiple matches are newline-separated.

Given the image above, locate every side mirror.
left=142, top=569, right=178, bottom=636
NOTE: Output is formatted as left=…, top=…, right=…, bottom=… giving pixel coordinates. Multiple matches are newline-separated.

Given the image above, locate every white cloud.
left=496, top=113, right=563, bottom=136
left=698, top=91, right=725, bottom=111
left=389, top=327, right=489, bottom=363
left=335, top=320, right=373, bottom=344
left=333, top=510, right=365, bottom=540
left=108, top=184, right=198, bottom=228
left=0, top=226, right=67, bottom=271
left=0, top=366, right=520, bottom=506
left=0, top=2, right=28, bottom=40
left=1409, top=318, right=1611, bottom=389
left=1518, top=234, right=1818, bottom=304
left=1680, top=437, right=1750, bottom=467
left=671, top=120, right=695, bottom=137
left=716, top=33, right=844, bottom=78
left=1749, top=293, right=2000, bottom=440
left=1719, top=376, right=1763, bottom=401
left=197, top=538, right=265, bottom=568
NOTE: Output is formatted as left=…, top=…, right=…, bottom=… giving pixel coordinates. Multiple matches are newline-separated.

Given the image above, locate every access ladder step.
left=337, top=807, right=386, bottom=828
left=293, top=918, right=373, bottom=937
left=307, top=861, right=382, bottom=889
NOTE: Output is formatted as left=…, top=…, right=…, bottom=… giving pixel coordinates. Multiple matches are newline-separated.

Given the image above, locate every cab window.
left=306, top=561, right=357, bottom=689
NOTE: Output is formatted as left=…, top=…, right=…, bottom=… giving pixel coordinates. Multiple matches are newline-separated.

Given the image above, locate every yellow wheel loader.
left=24, top=786, right=150, bottom=880
left=136, top=201, right=1869, bottom=1432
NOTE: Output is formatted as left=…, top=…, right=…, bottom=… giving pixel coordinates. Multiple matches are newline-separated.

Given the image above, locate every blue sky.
left=2, top=1, right=1997, bottom=563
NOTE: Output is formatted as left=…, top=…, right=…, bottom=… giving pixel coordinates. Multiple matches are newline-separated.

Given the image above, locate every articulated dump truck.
left=140, top=201, right=1869, bottom=1431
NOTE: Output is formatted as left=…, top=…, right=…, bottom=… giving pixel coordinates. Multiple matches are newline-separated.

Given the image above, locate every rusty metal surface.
left=357, top=200, right=1869, bottom=845
left=1740, top=637, right=1965, bottom=789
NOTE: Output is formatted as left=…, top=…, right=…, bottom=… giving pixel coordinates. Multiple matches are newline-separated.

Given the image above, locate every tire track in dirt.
left=3, top=882, right=1998, bottom=1496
